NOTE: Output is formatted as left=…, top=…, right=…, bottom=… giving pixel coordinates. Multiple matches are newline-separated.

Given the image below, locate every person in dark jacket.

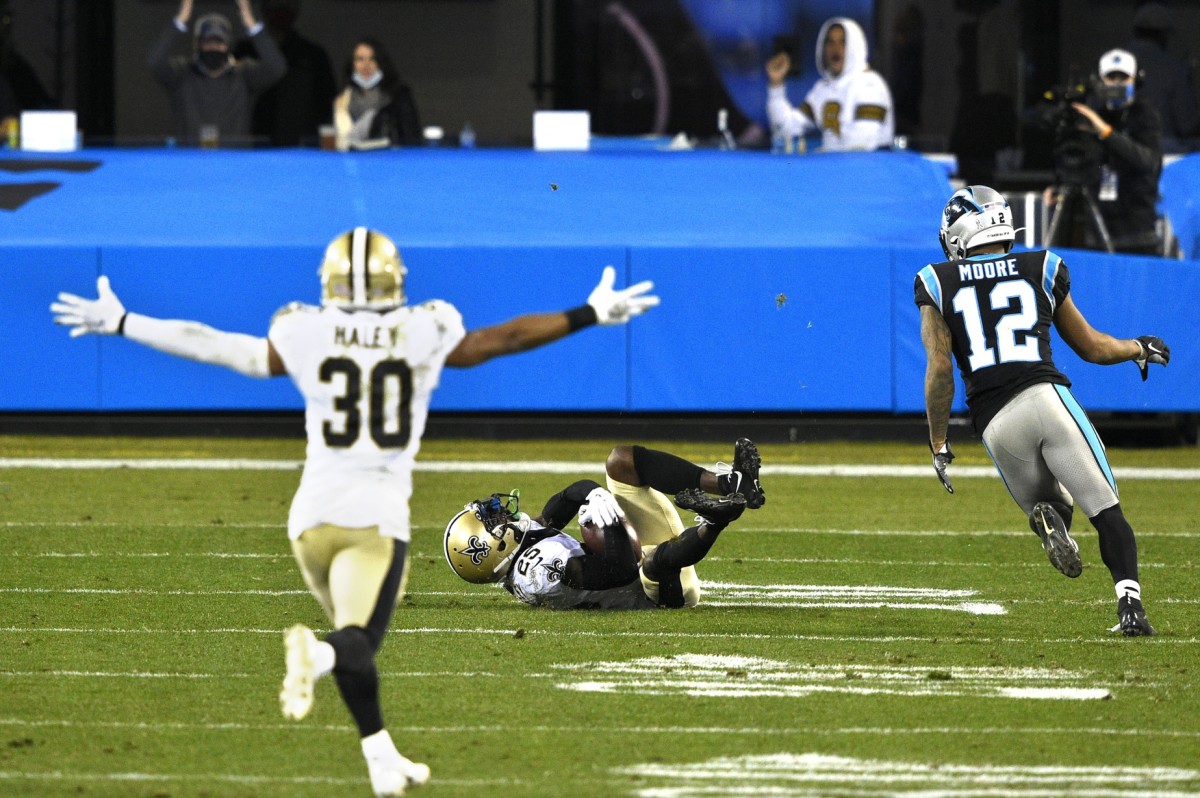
left=147, top=0, right=286, bottom=146
left=232, top=0, right=336, bottom=147
left=1048, top=48, right=1163, bottom=255
left=332, top=38, right=421, bottom=149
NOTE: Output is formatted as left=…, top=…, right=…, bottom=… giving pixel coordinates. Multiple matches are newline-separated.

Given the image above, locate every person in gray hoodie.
left=147, top=0, right=286, bottom=146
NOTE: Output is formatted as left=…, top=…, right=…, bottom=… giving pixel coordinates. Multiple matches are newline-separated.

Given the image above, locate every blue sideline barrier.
left=2, top=148, right=1196, bottom=414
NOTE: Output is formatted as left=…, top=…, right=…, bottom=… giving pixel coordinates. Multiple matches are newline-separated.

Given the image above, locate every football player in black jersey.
left=915, top=185, right=1170, bottom=636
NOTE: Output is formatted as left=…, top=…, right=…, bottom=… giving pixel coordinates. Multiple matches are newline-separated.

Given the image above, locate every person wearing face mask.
left=147, top=0, right=286, bottom=146
left=1048, top=48, right=1163, bottom=255
left=332, top=38, right=422, bottom=150
left=764, top=16, right=894, bottom=152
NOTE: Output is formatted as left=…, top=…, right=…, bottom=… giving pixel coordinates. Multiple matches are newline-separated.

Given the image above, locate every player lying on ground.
left=445, top=440, right=764, bottom=609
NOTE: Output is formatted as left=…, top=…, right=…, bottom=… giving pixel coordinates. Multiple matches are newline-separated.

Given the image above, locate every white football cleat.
left=368, top=754, right=430, bottom=797
left=279, top=624, right=318, bottom=721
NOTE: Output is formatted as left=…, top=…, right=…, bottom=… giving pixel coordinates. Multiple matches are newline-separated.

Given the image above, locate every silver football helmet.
left=444, top=492, right=528, bottom=584
left=319, top=227, right=407, bottom=309
left=938, top=185, right=1015, bottom=260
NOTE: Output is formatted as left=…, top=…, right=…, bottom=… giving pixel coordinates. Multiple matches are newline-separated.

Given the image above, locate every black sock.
left=643, top=526, right=717, bottom=580
left=1090, top=504, right=1139, bottom=585
left=631, top=445, right=706, bottom=493
left=327, top=626, right=384, bottom=737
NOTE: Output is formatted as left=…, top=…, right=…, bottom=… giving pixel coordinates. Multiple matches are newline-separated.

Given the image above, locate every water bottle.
left=717, top=108, right=736, bottom=151
left=459, top=121, right=475, bottom=149
left=771, top=123, right=786, bottom=154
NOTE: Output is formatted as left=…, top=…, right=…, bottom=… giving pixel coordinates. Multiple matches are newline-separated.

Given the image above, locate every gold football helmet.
left=319, top=227, right=407, bottom=309
left=444, top=492, right=528, bottom=584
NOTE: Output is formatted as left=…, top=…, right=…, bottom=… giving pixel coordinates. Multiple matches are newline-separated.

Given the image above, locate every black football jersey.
left=914, top=250, right=1072, bottom=433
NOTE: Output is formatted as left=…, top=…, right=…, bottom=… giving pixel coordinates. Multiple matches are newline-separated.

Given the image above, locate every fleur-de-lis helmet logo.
left=463, top=534, right=491, bottom=565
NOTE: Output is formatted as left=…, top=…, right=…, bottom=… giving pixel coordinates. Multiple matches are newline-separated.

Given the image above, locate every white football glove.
left=586, top=265, right=660, bottom=325
left=51, top=276, right=126, bottom=337
left=578, top=487, right=624, bottom=528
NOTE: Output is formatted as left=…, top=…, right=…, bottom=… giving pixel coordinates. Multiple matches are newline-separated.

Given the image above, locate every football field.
left=2, top=434, right=1199, bottom=797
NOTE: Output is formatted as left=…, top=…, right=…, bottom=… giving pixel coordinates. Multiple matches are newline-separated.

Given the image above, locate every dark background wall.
left=6, top=1, right=1200, bottom=154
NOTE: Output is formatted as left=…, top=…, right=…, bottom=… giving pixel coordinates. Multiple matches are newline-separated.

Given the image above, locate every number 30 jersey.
left=269, top=301, right=466, bottom=541
left=915, top=250, right=1072, bottom=434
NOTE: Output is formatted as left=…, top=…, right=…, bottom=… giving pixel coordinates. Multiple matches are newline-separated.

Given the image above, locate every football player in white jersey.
left=50, top=227, right=659, bottom=797
left=765, top=16, right=894, bottom=151
left=444, top=440, right=765, bottom=610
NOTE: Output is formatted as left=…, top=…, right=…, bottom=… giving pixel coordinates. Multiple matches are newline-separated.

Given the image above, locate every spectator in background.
left=333, top=38, right=421, bottom=150
left=233, top=0, right=336, bottom=147
left=1047, top=48, right=1163, bottom=255
left=1125, top=1, right=1200, bottom=152
left=147, top=0, right=286, bottom=146
left=233, top=0, right=335, bottom=147
left=765, top=17, right=894, bottom=151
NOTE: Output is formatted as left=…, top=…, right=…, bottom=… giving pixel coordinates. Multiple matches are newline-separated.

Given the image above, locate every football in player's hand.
left=580, top=519, right=642, bottom=561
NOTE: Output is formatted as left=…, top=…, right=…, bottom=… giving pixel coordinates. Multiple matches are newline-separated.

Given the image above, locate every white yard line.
left=2, top=625, right=1198, bottom=645
left=1, top=717, right=1198, bottom=739
left=2, top=458, right=1198, bottom=480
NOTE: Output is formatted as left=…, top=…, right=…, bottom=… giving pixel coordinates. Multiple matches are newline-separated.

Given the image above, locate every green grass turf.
left=1, top=436, right=1198, bottom=797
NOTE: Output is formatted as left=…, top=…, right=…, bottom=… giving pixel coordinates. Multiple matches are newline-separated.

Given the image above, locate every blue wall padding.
left=3, top=148, right=1195, bottom=413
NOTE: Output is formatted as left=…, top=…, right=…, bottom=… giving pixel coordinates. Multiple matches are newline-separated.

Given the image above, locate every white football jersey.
left=766, top=17, right=893, bottom=151
left=269, top=300, right=466, bottom=541
left=506, top=532, right=655, bottom=610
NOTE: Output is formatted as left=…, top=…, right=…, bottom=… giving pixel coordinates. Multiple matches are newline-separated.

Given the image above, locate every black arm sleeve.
left=565, top=525, right=641, bottom=590
left=536, top=479, right=603, bottom=531
left=1104, top=104, right=1162, bottom=175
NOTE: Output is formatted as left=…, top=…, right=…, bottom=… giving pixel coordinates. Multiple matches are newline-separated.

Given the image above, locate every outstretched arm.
left=1054, top=294, right=1169, bottom=380
left=445, top=265, right=658, bottom=368
left=50, top=276, right=285, bottom=378
left=1054, top=294, right=1144, bottom=364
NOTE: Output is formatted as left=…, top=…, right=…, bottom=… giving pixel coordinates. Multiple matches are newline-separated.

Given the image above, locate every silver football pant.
left=982, top=382, right=1120, bottom=519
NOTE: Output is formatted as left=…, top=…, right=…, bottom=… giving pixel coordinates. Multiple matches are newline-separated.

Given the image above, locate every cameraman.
left=1048, top=49, right=1163, bottom=255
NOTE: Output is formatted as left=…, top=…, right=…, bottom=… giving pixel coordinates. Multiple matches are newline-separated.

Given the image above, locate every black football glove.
left=930, top=441, right=955, bottom=494
left=1134, top=335, right=1170, bottom=382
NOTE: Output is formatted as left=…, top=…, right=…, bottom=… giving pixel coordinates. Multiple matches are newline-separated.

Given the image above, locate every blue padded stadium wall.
left=3, top=148, right=1197, bottom=415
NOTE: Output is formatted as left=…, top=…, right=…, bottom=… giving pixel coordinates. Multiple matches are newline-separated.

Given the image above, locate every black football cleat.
left=1114, top=594, right=1156, bottom=637
left=717, top=438, right=765, bottom=509
left=1030, top=502, right=1082, bottom=578
left=675, top=488, right=746, bottom=526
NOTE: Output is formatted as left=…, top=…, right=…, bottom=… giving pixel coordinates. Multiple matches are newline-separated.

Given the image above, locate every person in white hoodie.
left=765, top=17, right=894, bottom=151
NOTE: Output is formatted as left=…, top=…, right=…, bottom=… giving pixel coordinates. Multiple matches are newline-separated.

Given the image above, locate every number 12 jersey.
left=915, top=250, right=1072, bottom=434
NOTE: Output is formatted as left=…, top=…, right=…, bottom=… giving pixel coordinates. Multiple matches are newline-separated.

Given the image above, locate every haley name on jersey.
left=915, top=250, right=1072, bottom=433
left=269, top=300, right=467, bottom=541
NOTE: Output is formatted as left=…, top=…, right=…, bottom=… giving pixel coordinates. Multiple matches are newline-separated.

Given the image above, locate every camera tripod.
left=1044, top=183, right=1114, bottom=253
